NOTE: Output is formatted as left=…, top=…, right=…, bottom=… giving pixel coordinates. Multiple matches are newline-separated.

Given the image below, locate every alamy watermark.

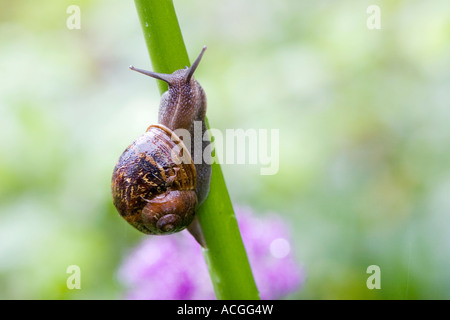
left=366, top=265, right=381, bottom=290
left=66, top=265, right=81, bottom=289
left=66, top=5, right=81, bottom=30
left=366, top=5, right=381, bottom=30
left=166, top=121, right=279, bottom=175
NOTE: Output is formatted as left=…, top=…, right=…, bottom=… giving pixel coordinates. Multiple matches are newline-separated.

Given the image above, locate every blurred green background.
left=1, top=0, right=450, bottom=299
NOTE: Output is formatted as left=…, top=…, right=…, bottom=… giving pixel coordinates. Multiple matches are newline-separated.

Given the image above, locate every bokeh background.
left=1, top=0, right=450, bottom=299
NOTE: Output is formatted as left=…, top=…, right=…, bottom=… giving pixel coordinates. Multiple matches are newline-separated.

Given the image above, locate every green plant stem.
left=134, top=0, right=189, bottom=94
left=133, top=0, right=259, bottom=300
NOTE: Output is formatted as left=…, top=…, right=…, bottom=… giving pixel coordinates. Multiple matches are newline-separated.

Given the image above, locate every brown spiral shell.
left=111, top=124, right=197, bottom=235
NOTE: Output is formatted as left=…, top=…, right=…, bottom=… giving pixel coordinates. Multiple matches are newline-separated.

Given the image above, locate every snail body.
left=111, top=47, right=211, bottom=236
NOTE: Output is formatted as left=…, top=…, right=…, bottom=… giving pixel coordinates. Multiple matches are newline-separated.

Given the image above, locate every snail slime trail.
left=111, top=47, right=211, bottom=244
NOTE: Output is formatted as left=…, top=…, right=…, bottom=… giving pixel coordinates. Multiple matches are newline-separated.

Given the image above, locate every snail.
left=111, top=47, right=211, bottom=240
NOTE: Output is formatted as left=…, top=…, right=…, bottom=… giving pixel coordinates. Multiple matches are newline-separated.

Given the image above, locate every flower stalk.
left=133, top=0, right=259, bottom=300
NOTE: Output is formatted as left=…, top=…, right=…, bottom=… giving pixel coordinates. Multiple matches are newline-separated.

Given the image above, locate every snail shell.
left=111, top=124, right=197, bottom=235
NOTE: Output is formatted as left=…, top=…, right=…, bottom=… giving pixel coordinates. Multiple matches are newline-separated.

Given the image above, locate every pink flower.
left=118, top=206, right=304, bottom=299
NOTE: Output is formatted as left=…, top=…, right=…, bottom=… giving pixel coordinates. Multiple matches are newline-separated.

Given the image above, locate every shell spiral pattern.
left=111, top=124, right=197, bottom=235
